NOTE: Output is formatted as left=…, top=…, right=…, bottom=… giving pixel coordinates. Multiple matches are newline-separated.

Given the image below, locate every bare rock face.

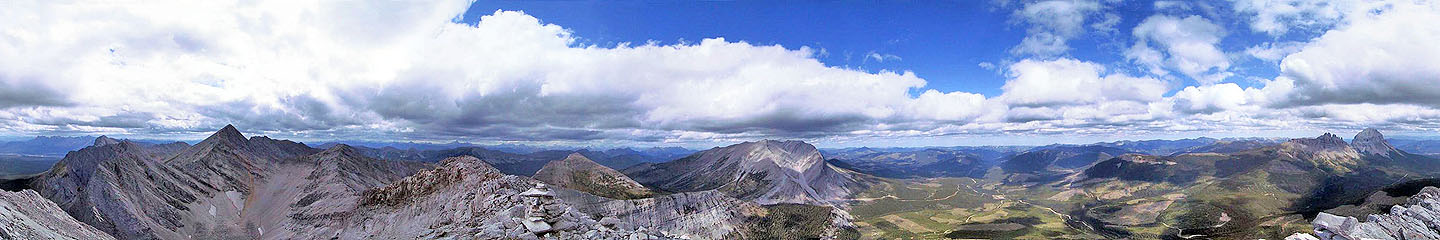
left=243, top=144, right=429, bottom=239
left=1280, top=133, right=1363, bottom=173
left=1301, top=186, right=1440, bottom=240
left=534, top=153, right=652, bottom=200
left=624, top=140, right=867, bottom=205
left=558, top=188, right=762, bottom=239
left=26, top=126, right=418, bottom=240
left=0, top=189, right=115, bottom=240
left=29, top=141, right=221, bottom=239
left=1352, top=128, right=1403, bottom=158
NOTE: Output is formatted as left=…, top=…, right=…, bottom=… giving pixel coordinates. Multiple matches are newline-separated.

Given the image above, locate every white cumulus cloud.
left=1127, top=15, right=1232, bottom=84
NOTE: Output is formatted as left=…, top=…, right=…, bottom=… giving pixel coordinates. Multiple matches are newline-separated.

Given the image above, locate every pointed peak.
left=220, top=124, right=238, bottom=133
left=1355, top=128, right=1385, bottom=141
left=565, top=152, right=589, bottom=160
left=1352, top=128, right=1399, bottom=156
left=205, top=124, right=247, bottom=144
left=92, top=135, right=120, bottom=147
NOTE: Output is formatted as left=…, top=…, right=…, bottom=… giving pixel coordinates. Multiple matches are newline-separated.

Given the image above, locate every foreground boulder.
left=1289, top=186, right=1440, bottom=240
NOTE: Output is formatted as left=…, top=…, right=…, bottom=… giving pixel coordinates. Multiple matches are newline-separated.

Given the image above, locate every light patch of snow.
left=208, top=204, right=216, bottom=217
left=91, top=207, right=106, bottom=223
left=258, top=227, right=264, bottom=235
left=225, top=191, right=245, bottom=213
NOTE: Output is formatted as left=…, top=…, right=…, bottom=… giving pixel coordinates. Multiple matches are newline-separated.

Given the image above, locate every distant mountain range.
left=0, top=126, right=863, bottom=239
left=4, top=126, right=1440, bottom=239
left=0, top=135, right=183, bottom=157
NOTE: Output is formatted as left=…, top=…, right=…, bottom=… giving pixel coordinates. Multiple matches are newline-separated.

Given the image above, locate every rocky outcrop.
left=0, top=189, right=115, bottom=240
left=624, top=140, right=867, bottom=205
left=558, top=188, right=762, bottom=239
left=1293, top=186, right=1440, bottom=240
left=359, top=155, right=501, bottom=207
left=1292, top=133, right=1351, bottom=150
left=1352, top=128, right=1402, bottom=158
left=332, top=156, right=677, bottom=239
left=534, top=153, right=652, bottom=200
left=1280, top=133, right=1363, bottom=173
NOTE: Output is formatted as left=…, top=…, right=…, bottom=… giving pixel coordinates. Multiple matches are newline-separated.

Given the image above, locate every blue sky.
left=463, top=0, right=1300, bottom=95
left=464, top=1, right=1018, bottom=95
left=2, top=0, right=1439, bottom=148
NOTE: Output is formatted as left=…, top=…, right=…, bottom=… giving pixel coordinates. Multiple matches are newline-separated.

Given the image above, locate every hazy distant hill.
left=0, top=155, right=59, bottom=177
left=534, top=153, right=653, bottom=199
left=0, top=136, right=95, bottom=156
left=827, top=148, right=989, bottom=178
left=341, top=145, right=694, bottom=176
left=1095, top=137, right=1219, bottom=155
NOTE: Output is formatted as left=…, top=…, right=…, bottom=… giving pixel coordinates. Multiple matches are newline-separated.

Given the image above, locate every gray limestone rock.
left=0, top=189, right=116, bottom=240
left=1307, top=186, right=1440, bottom=240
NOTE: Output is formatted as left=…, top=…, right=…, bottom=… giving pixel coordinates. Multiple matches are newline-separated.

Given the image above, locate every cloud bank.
left=1, top=0, right=1439, bottom=145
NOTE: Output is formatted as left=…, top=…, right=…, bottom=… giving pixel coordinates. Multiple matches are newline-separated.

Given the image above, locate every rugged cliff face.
left=557, top=188, right=763, bottom=239
left=0, top=189, right=115, bottom=240
left=1290, top=186, right=1440, bottom=240
left=624, top=140, right=868, bottom=205
left=1279, top=133, right=1364, bottom=173
left=1352, top=128, right=1402, bottom=158
left=24, top=126, right=424, bottom=240
left=29, top=140, right=225, bottom=239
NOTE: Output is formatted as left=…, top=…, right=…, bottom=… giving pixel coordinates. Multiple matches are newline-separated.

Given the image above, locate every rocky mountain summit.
left=90, top=135, right=119, bottom=147
left=28, top=140, right=224, bottom=239
left=339, top=156, right=676, bottom=239
left=624, top=140, right=868, bottom=205
left=0, top=189, right=115, bottom=240
left=1280, top=132, right=1364, bottom=173
left=1352, top=128, right=1402, bottom=158
left=17, top=126, right=427, bottom=239
left=534, top=153, right=652, bottom=199
left=1289, top=186, right=1440, bottom=240
left=1288, top=133, right=1355, bottom=152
